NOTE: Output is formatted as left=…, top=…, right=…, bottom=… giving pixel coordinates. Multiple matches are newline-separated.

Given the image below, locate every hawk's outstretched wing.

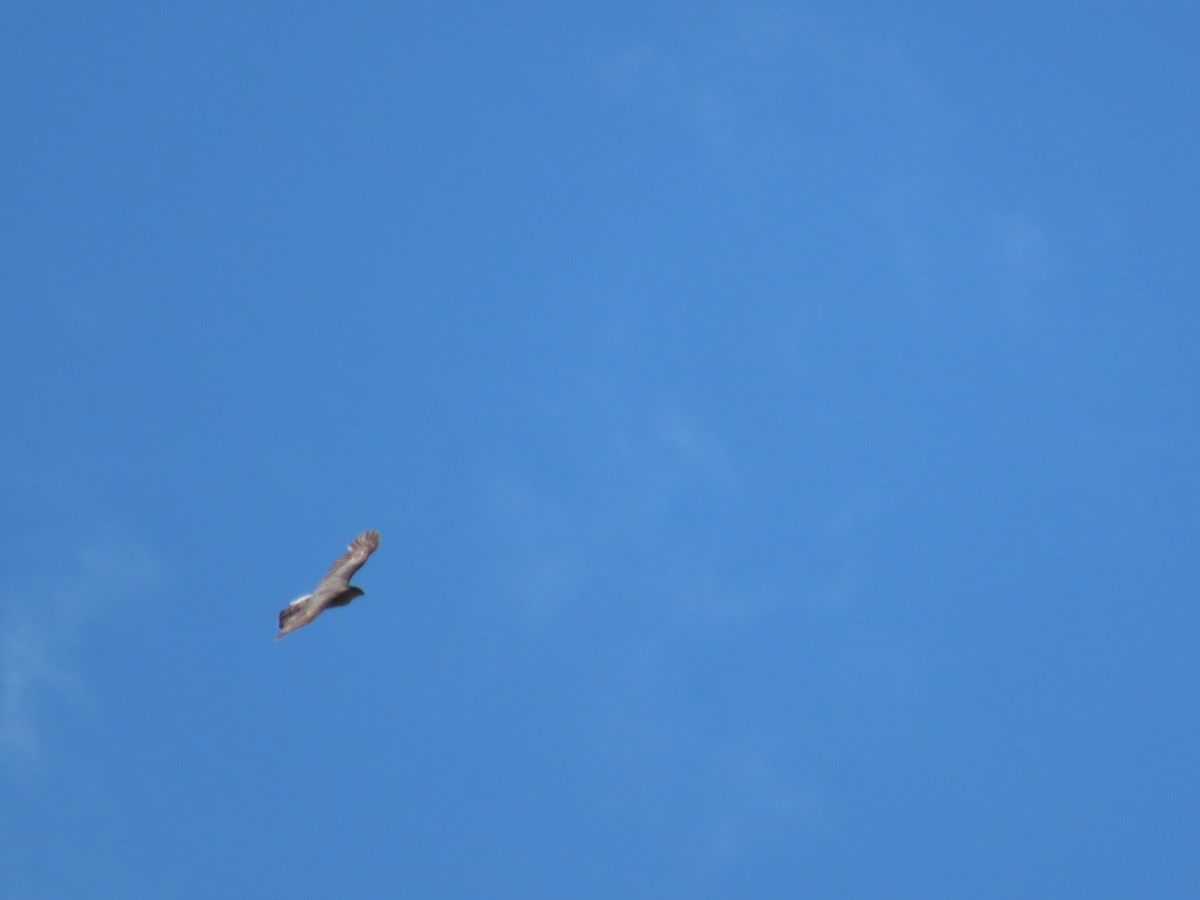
left=315, top=530, right=381, bottom=595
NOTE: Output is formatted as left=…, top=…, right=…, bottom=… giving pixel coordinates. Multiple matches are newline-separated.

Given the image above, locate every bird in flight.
left=276, top=530, right=381, bottom=640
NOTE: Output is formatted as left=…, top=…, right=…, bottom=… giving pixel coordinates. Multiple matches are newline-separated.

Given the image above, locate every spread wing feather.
left=317, top=530, right=381, bottom=592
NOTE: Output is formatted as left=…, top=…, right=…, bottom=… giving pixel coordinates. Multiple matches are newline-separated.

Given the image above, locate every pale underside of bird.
left=275, top=530, right=380, bottom=640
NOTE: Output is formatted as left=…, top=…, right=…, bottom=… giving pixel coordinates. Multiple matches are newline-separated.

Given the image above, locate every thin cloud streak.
left=0, top=523, right=162, bottom=775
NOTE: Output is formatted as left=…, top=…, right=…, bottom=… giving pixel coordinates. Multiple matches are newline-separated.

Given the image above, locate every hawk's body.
left=276, top=530, right=380, bottom=640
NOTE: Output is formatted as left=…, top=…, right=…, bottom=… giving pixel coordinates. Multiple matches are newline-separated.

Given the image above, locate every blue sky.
left=2, top=2, right=1197, bottom=897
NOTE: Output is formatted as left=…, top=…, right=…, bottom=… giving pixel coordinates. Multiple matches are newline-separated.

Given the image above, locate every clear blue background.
left=2, top=2, right=1197, bottom=897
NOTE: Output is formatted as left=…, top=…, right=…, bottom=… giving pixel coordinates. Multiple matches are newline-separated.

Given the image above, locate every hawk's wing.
left=314, top=530, right=380, bottom=594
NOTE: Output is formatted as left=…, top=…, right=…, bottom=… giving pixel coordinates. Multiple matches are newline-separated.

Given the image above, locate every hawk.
left=276, top=530, right=381, bottom=640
